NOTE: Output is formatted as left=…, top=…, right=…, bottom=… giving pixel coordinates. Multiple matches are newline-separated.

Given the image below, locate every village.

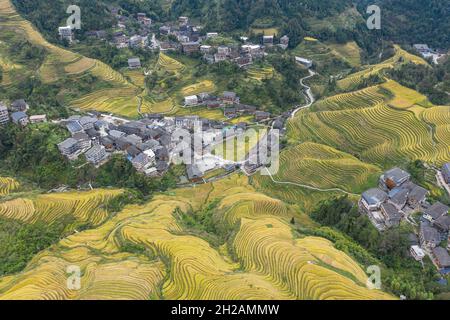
left=55, top=113, right=280, bottom=183
left=359, top=166, right=450, bottom=275
left=58, top=9, right=313, bottom=71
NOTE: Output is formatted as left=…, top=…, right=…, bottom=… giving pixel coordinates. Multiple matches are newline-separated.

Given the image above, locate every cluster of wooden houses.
left=183, top=91, right=272, bottom=122
left=56, top=112, right=252, bottom=179
left=359, top=167, right=450, bottom=273
left=111, top=10, right=153, bottom=49
left=0, top=100, right=47, bottom=127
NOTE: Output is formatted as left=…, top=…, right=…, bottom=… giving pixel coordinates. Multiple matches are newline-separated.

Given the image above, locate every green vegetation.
left=0, top=124, right=177, bottom=197
left=389, top=61, right=450, bottom=105
left=0, top=217, right=68, bottom=275
left=310, top=196, right=447, bottom=300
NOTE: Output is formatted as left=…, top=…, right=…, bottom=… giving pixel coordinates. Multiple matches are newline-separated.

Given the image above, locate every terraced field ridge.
left=289, top=79, right=450, bottom=167
left=0, top=189, right=124, bottom=226
left=337, top=45, right=428, bottom=91
left=0, top=0, right=143, bottom=118
left=0, top=177, right=19, bottom=196
left=0, top=175, right=393, bottom=300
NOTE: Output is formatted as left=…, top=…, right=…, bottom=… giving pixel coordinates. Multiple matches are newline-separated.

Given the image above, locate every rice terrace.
left=0, top=0, right=449, bottom=308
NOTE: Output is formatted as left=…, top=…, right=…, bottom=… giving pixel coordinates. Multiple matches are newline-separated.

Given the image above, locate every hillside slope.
left=0, top=175, right=393, bottom=300
left=0, top=0, right=143, bottom=118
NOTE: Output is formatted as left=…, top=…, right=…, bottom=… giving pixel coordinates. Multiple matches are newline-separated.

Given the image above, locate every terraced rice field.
left=123, top=69, right=146, bottom=87
left=232, top=218, right=390, bottom=299
left=170, top=106, right=225, bottom=120
left=381, top=80, right=431, bottom=109
left=0, top=189, right=123, bottom=225
left=289, top=80, right=450, bottom=167
left=0, top=0, right=142, bottom=117
left=311, top=85, right=385, bottom=112
left=265, top=142, right=381, bottom=193
left=247, top=66, right=275, bottom=81
left=421, top=106, right=450, bottom=164
left=141, top=97, right=177, bottom=114
left=156, top=53, right=185, bottom=73
left=64, top=57, right=96, bottom=75
left=337, top=46, right=428, bottom=90
left=0, top=55, right=22, bottom=85
left=181, top=80, right=216, bottom=95
left=71, top=87, right=141, bottom=118
left=250, top=27, right=279, bottom=36
left=0, top=175, right=393, bottom=300
left=0, top=177, right=19, bottom=196
left=328, top=41, right=362, bottom=67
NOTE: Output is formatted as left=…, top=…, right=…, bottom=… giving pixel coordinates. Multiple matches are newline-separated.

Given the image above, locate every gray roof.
left=73, top=132, right=90, bottom=141
left=381, top=203, right=401, bottom=220
left=408, top=184, right=428, bottom=202
left=125, top=134, right=142, bottom=145
left=11, top=111, right=27, bottom=122
left=413, top=44, right=430, bottom=50
left=85, top=145, right=104, bottom=158
left=389, top=188, right=409, bottom=207
left=434, top=215, right=450, bottom=231
left=127, top=145, right=141, bottom=157
left=109, top=129, right=126, bottom=140
left=223, top=91, right=237, bottom=99
left=101, top=137, right=113, bottom=146
left=138, top=139, right=160, bottom=151
left=94, top=120, right=109, bottom=129
left=58, top=137, right=78, bottom=149
left=362, top=188, right=388, bottom=205
left=131, top=153, right=148, bottom=165
left=86, top=128, right=100, bottom=137
left=0, top=104, right=7, bottom=112
left=187, top=164, right=203, bottom=180
left=128, top=57, right=141, bottom=66
left=420, top=223, right=441, bottom=243
left=425, top=202, right=450, bottom=220
left=383, top=167, right=410, bottom=185
left=11, top=99, right=27, bottom=109
left=156, top=160, right=169, bottom=172
left=79, top=116, right=97, bottom=126
left=66, top=121, right=83, bottom=134
left=255, top=111, right=271, bottom=117
left=432, top=247, right=450, bottom=268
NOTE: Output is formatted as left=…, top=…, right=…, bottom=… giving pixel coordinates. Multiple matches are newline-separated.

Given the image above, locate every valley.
left=0, top=0, right=449, bottom=301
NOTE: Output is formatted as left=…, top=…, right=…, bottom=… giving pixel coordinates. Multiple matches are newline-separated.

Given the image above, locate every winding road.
left=291, top=69, right=317, bottom=119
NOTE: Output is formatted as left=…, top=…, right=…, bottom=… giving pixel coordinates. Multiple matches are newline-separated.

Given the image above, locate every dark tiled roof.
left=432, top=247, right=450, bottom=268
left=434, top=215, right=450, bottom=231
left=425, top=202, right=450, bottom=220
left=381, top=202, right=401, bottom=220
left=362, top=188, right=388, bottom=205
left=420, top=223, right=440, bottom=243
left=383, top=167, right=410, bottom=185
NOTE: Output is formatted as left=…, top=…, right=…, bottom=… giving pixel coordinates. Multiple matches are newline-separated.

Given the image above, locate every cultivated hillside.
left=0, top=174, right=393, bottom=300
left=0, top=0, right=144, bottom=117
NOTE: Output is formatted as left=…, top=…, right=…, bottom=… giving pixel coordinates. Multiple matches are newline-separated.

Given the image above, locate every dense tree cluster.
left=356, top=0, right=450, bottom=50
left=0, top=218, right=67, bottom=275
left=389, top=60, right=450, bottom=105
